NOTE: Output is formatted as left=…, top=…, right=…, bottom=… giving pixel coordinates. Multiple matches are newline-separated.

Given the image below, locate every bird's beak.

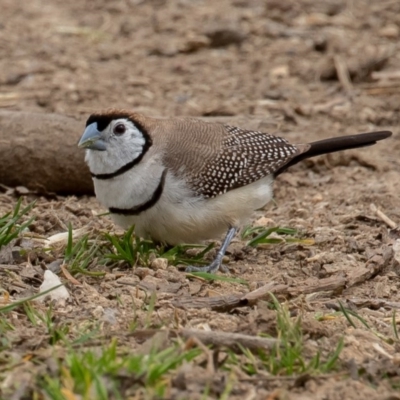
left=78, top=123, right=107, bottom=151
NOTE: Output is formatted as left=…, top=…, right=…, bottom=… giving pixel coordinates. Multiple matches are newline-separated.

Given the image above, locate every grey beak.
left=78, top=122, right=107, bottom=151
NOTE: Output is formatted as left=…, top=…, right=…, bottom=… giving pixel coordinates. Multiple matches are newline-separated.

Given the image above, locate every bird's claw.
left=185, top=260, right=229, bottom=274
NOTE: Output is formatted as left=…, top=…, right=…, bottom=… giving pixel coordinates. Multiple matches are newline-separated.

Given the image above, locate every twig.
left=185, top=336, right=216, bottom=374
left=334, top=55, right=353, bottom=93
left=60, top=264, right=82, bottom=286
left=372, top=70, right=400, bottom=81
left=179, top=329, right=278, bottom=351
left=326, top=298, right=400, bottom=310
left=173, top=276, right=346, bottom=311
left=0, top=264, right=22, bottom=272
left=172, top=293, right=248, bottom=312
left=287, top=275, right=345, bottom=296
left=130, top=329, right=279, bottom=352
left=240, top=371, right=347, bottom=382
left=346, top=245, right=393, bottom=287
left=370, top=203, right=397, bottom=229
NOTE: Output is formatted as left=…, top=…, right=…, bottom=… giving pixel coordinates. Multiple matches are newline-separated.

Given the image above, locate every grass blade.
left=186, top=271, right=248, bottom=286
left=0, top=284, right=64, bottom=313
left=338, top=302, right=357, bottom=328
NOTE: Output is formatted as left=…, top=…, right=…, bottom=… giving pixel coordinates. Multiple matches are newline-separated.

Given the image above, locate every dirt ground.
left=1, top=0, right=400, bottom=399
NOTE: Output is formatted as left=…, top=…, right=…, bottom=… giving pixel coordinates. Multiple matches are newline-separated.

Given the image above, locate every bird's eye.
left=114, top=124, right=126, bottom=135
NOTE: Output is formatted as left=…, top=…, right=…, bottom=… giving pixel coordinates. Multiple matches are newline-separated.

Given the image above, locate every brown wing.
left=160, top=120, right=305, bottom=199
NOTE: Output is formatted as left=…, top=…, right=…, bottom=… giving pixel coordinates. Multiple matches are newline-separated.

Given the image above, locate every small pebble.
left=150, top=257, right=169, bottom=270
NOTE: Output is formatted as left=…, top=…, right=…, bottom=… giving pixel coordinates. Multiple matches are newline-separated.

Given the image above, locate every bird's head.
left=78, top=109, right=152, bottom=174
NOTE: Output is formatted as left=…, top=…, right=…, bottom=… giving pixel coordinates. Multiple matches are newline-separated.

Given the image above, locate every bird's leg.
left=185, top=226, right=238, bottom=274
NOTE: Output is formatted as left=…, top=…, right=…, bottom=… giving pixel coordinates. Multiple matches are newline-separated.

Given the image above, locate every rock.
left=270, top=65, right=290, bottom=79
left=150, top=257, right=169, bottom=270
left=38, top=270, right=70, bottom=305
left=379, top=24, right=399, bottom=39
left=205, top=27, right=246, bottom=47
left=181, top=34, right=210, bottom=53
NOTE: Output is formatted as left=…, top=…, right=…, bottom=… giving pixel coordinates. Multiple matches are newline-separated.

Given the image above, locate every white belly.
left=101, top=173, right=274, bottom=245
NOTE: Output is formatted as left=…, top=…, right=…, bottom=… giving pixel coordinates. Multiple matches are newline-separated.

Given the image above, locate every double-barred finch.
left=78, top=109, right=392, bottom=273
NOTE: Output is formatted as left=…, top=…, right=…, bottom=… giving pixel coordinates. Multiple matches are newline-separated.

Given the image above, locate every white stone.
left=38, top=270, right=70, bottom=304
left=150, top=257, right=169, bottom=270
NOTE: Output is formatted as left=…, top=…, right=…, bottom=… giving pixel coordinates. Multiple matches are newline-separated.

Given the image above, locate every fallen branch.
left=346, top=245, right=393, bottom=287
left=287, top=275, right=346, bottom=296
left=370, top=203, right=397, bottom=229
left=130, top=329, right=279, bottom=352
left=0, top=111, right=92, bottom=194
left=173, top=276, right=346, bottom=311
left=329, top=298, right=400, bottom=310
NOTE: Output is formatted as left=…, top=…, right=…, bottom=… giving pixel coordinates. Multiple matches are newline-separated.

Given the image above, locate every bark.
left=0, top=110, right=92, bottom=194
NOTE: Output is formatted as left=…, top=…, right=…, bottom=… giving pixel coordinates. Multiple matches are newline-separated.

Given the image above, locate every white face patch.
left=85, top=118, right=150, bottom=176
left=106, top=119, right=146, bottom=156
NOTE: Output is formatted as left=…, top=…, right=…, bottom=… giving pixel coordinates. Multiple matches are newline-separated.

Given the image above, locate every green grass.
left=0, top=284, right=64, bottom=313
left=185, top=271, right=249, bottom=286
left=336, top=302, right=400, bottom=389
left=0, top=198, right=35, bottom=249
left=338, top=301, right=398, bottom=344
left=38, top=339, right=202, bottom=400
left=241, top=225, right=314, bottom=247
left=225, top=294, right=343, bottom=376
left=61, top=221, right=312, bottom=275
left=59, top=223, right=216, bottom=274
left=103, top=226, right=250, bottom=285
left=103, top=224, right=214, bottom=267
left=0, top=297, right=203, bottom=399
left=103, top=223, right=314, bottom=270
left=22, top=301, right=84, bottom=345
left=63, top=223, right=105, bottom=276
left=0, top=314, right=15, bottom=352
left=0, top=292, right=346, bottom=399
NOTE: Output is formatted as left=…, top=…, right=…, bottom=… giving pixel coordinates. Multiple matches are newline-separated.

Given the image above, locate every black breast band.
left=109, top=169, right=168, bottom=216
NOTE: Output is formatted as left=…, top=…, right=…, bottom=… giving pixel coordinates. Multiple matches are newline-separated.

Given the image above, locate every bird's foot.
left=185, top=259, right=229, bottom=274
left=185, top=258, right=229, bottom=274
left=184, top=226, right=237, bottom=274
